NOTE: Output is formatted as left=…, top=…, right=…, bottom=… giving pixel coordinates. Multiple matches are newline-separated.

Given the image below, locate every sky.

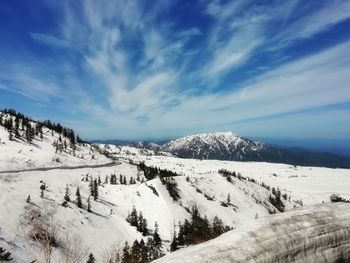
left=0, top=0, right=350, bottom=141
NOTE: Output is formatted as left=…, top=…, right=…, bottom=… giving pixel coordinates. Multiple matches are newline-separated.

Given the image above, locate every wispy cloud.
left=30, top=33, right=70, bottom=49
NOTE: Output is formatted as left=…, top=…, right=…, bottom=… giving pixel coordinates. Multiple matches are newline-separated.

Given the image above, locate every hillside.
left=0, top=110, right=111, bottom=171
left=154, top=202, right=350, bottom=263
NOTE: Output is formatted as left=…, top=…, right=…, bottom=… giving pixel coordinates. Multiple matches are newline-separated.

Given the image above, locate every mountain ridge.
left=130, top=131, right=350, bottom=168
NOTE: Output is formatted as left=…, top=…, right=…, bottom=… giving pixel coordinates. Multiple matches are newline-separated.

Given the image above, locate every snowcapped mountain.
left=161, top=132, right=278, bottom=160
left=131, top=132, right=350, bottom=168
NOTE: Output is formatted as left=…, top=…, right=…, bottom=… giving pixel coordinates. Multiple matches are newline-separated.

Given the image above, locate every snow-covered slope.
left=0, top=116, right=110, bottom=171
left=154, top=202, right=350, bottom=263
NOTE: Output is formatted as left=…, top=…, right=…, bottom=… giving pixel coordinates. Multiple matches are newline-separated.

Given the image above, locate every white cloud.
left=30, top=33, right=70, bottom=48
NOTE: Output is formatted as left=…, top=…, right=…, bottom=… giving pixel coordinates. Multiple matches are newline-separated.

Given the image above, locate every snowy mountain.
left=131, top=132, right=350, bottom=168
left=129, top=141, right=161, bottom=152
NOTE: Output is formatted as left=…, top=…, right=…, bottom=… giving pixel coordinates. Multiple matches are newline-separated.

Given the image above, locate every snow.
left=1, top=122, right=350, bottom=262
left=0, top=124, right=110, bottom=171
left=154, top=202, right=350, bottom=263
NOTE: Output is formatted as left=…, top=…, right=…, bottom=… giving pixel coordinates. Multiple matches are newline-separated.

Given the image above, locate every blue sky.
left=0, top=0, right=350, bottom=141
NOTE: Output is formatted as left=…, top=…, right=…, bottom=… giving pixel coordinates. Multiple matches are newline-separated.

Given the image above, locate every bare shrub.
left=102, top=242, right=123, bottom=263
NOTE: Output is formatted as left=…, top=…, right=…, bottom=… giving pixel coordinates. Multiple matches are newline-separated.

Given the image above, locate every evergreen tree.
left=141, top=218, right=149, bottom=236
left=137, top=212, right=144, bottom=232
left=131, top=240, right=141, bottom=262
left=153, top=222, right=162, bottom=258
left=122, top=241, right=131, bottom=263
left=64, top=184, right=70, bottom=202
left=89, top=177, right=94, bottom=196
left=130, top=206, right=138, bottom=227
left=93, top=179, right=98, bottom=201
left=76, top=187, right=82, bottom=208
left=87, top=196, right=92, bottom=212
left=227, top=193, right=231, bottom=204
left=86, top=253, right=96, bottom=263
left=0, top=247, right=13, bottom=262
left=139, top=239, right=148, bottom=263
left=26, top=195, right=31, bottom=203
left=170, top=230, right=178, bottom=252
left=8, top=131, right=13, bottom=141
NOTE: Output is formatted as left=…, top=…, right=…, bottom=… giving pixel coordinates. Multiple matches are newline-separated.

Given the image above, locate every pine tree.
left=141, top=218, right=149, bottom=236
left=130, top=206, right=138, bottom=227
left=137, top=212, right=144, bottom=232
left=227, top=193, right=231, bottom=204
left=153, top=222, right=162, bottom=259
left=93, top=179, right=98, bottom=201
left=76, top=187, right=82, bottom=208
left=86, top=253, right=96, bottom=263
left=0, top=246, right=13, bottom=262
left=89, top=176, right=94, bottom=196
left=131, top=240, right=141, bottom=262
left=64, top=184, right=70, bottom=202
left=26, top=195, right=31, bottom=203
left=98, top=175, right=101, bottom=185
left=87, top=196, right=92, bottom=212
left=122, top=241, right=130, bottom=263
left=139, top=239, right=148, bottom=263
left=170, top=230, right=178, bottom=252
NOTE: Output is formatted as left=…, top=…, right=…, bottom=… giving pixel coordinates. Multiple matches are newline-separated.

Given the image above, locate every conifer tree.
left=131, top=240, right=141, bottom=262
left=153, top=222, right=162, bottom=258
left=0, top=246, right=13, bottom=262
left=76, top=187, right=82, bottom=208
left=139, top=239, right=148, bottom=263
left=89, top=177, right=94, bottom=196
left=64, top=184, right=70, bottom=202
left=86, top=253, right=96, bottom=263
left=26, top=195, right=31, bottom=203
left=141, top=218, right=149, bottom=236
left=170, top=230, right=178, bottom=252
left=122, top=241, right=131, bottom=263
left=87, top=196, right=92, bottom=212
left=93, top=179, right=98, bottom=201
left=227, top=193, right=231, bottom=204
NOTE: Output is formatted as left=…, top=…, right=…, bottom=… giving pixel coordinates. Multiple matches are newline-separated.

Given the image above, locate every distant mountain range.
left=127, top=132, right=350, bottom=168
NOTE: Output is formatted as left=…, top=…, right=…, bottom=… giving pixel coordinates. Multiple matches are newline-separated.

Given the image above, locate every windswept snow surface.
left=154, top=202, right=350, bottom=263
